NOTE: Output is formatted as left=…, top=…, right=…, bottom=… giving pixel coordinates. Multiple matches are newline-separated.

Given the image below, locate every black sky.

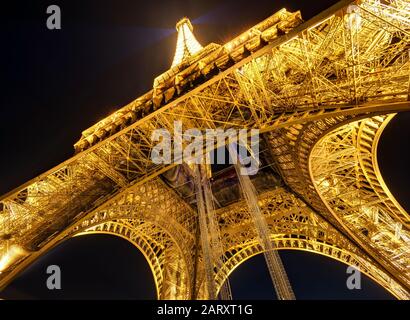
left=0, top=0, right=408, bottom=300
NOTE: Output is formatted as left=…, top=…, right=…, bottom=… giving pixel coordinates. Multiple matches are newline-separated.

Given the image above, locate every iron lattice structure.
left=0, top=0, right=409, bottom=299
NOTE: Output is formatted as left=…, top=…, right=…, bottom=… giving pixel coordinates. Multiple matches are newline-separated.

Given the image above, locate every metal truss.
left=69, top=184, right=410, bottom=300
left=310, top=115, right=410, bottom=289
left=75, top=219, right=189, bottom=300
left=229, top=146, right=295, bottom=300
left=0, top=0, right=409, bottom=299
left=69, top=177, right=198, bottom=300
left=214, top=188, right=409, bottom=299
left=193, top=164, right=232, bottom=300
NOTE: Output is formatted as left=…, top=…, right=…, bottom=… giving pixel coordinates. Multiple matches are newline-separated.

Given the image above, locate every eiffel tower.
left=0, top=0, right=409, bottom=299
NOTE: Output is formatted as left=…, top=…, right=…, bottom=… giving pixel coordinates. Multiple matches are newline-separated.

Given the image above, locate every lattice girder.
left=310, top=115, right=410, bottom=288
left=212, top=187, right=409, bottom=299
left=0, top=0, right=409, bottom=298
left=75, top=219, right=190, bottom=299
left=66, top=187, right=410, bottom=300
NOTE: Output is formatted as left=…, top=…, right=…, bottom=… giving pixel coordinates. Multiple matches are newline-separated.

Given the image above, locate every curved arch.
left=72, top=219, right=191, bottom=300
left=0, top=178, right=197, bottom=299
left=213, top=188, right=409, bottom=299
left=372, top=114, right=409, bottom=227
left=70, top=207, right=194, bottom=273
left=309, top=115, right=410, bottom=297
left=76, top=232, right=159, bottom=296
left=74, top=222, right=162, bottom=300
left=217, top=238, right=402, bottom=299
left=64, top=178, right=197, bottom=300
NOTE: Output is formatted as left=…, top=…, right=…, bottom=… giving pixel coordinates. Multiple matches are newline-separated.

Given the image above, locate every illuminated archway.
left=72, top=218, right=192, bottom=300
left=224, top=251, right=394, bottom=299
left=212, top=187, right=408, bottom=299
left=309, top=115, right=410, bottom=298
left=0, top=233, right=156, bottom=299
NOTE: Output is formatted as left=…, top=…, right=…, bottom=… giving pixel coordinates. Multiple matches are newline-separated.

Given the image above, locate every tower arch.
left=213, top=188, right=409, bottom=299
left=73, top=218, right=192, bottom=300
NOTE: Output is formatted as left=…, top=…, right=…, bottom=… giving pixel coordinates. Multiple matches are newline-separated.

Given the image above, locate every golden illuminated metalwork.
left=172, top=17, right=203, bottom=67
left=0, top=0, right=409, bottom=299
left=229, top=146, right=295, bottom=300
left=310, top=115, right=410, bottom=289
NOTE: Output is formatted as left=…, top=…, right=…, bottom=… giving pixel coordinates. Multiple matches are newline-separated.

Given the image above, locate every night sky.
left=0, top=0, right=409, bottom=300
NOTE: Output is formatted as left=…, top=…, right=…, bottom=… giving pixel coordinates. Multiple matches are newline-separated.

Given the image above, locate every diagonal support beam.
left=228, top=144, right=295, bottom=300
left=193, top=164, right=232, bottom=300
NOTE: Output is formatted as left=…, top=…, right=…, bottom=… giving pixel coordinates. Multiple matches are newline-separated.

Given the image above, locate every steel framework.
left=0, top=0, right=409, bottom=299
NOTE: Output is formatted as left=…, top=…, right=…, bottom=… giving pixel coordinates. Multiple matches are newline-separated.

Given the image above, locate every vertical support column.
left=193, top=165, right=217, bottom=299
left=201, top=168, right=232, bottom=300
left=228, top=144, right=295, bottom=300
left=193, top=164, right=232, bottom=300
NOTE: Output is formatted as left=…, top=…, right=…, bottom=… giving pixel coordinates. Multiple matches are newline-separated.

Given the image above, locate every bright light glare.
left=172, top=18, right=203, bottom=67
left=0, top=245, right=27, bottom=273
